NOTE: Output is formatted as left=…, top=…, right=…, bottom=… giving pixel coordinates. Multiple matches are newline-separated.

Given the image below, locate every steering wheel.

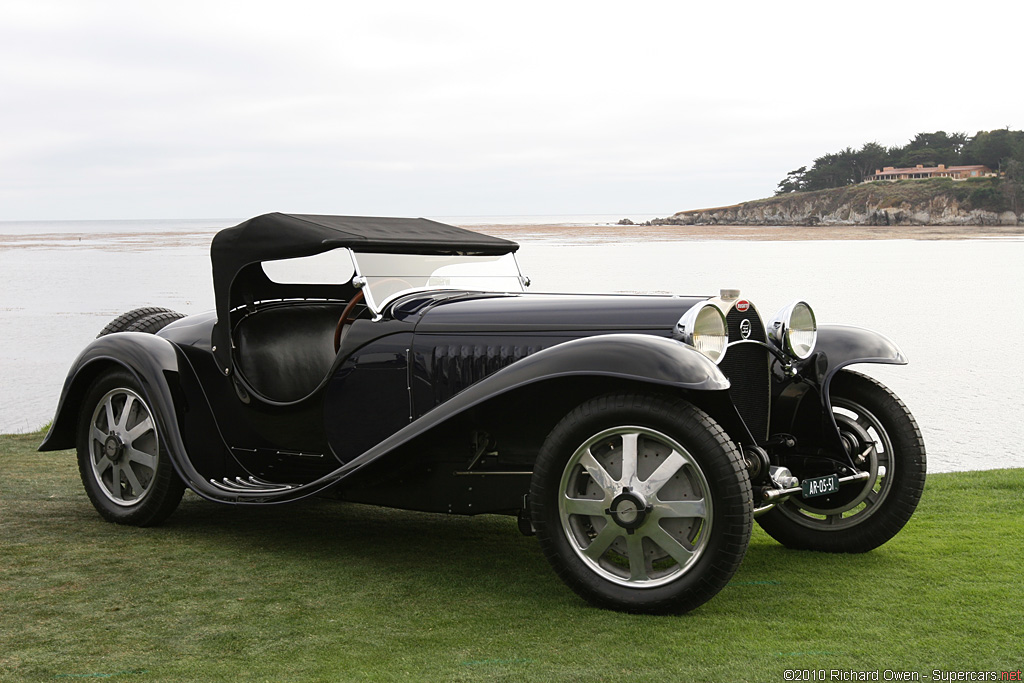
left=333, top=289, right=365, bottom=353
left=332, top=279, right=418, bottom=353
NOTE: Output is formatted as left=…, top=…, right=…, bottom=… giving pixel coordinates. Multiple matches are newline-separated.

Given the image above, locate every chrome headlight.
left=768, top=300, right=817, bottom=359
left=676, top=302, right=728, bottom=364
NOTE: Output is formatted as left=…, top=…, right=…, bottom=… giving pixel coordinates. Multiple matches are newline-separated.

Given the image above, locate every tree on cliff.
left=893, top=131, right=967, bottom=167
left=854, top=142, right=888, bottom=183
left=808, top=147, right=859, bottom=189
left=775, top=142, right=887, bottom=194
left=776, top=129, right=1024, bottom=195
left=961, top=129, right=1024, bottom=170
left=1002, top=159, right=1024, bottom=218
left=776, top=166, right=807, bottom=194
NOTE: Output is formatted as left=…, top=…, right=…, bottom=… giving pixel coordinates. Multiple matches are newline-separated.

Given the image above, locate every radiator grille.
left=718, top=306, right=771, bottom=441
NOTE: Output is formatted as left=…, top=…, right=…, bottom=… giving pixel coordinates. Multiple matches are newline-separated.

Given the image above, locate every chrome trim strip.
left=275, top=450, right=324, bottom=459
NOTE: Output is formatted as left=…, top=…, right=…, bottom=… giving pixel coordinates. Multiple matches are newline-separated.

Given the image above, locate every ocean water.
left=2, top=218, right=1022, bottom=473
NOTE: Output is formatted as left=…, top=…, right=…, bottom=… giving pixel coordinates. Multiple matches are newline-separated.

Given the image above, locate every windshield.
left=351, top=252, right=526, bottom=315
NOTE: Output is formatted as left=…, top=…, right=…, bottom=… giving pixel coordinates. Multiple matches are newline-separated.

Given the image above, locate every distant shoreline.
left=653, top=178, right=1023, bottom=230
left=476, top=223, right=1024, bottom=242
left=3, top=223, right=1024, bottom=250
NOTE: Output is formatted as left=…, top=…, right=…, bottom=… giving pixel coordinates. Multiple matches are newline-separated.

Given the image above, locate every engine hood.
left=408, top=292, right=709, bottom=334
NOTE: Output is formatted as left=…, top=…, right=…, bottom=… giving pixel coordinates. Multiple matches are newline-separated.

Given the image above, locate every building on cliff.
left=866, top=164, right=993, bottom=181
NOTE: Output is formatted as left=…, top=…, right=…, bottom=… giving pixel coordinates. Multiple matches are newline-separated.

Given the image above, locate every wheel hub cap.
left=103, top=434, right=125, bottom=462
left=606, top=487, right=652, bottom=531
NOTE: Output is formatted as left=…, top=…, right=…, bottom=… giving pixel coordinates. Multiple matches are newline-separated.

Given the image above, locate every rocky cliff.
left=655, top=179, right=1021, bottom=227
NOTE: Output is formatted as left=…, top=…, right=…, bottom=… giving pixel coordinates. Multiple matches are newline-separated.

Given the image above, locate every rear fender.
left=40, top=333, right=180, bottom=452
left=38, top=333, right=231, bottom=502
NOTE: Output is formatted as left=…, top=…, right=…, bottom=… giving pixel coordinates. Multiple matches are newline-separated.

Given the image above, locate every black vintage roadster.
left=41, top=213, right=926, bottom=613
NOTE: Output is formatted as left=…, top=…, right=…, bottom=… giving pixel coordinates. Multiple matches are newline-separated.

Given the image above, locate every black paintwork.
left=40, top=220, right=910, bottom=514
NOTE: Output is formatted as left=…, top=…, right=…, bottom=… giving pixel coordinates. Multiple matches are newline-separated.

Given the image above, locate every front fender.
left=333, top=333, right=730, bottom=465
left=771, top=324, right=907, bottom=460
left=307, top=333, right=731, bottom=489
left=816, top=324, right=907, bottom=399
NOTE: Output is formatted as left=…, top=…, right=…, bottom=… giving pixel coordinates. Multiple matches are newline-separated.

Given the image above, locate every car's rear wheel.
left=530, top=393, right=752, bottom=614
left=97, top=307, right=181, bottom=337
left=76, top=369, right=184, bottom=526
left=757, top=371, right=926, bottom=552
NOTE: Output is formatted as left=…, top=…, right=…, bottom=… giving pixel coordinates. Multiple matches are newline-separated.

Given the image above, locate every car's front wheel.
left=76, top=369, right=185, bottom=526
left=756, top=370, right=926, bottom=552
left=530, top=393, right=752, bottom=614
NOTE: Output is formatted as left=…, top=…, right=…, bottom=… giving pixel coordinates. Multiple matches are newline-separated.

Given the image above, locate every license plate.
left=801, top=474, right=840, bottom=498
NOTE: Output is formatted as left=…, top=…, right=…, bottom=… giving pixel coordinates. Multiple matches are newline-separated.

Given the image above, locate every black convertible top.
left=210, top=213, right=519, bottom=373
left=212, top=213, right=519, bottom=264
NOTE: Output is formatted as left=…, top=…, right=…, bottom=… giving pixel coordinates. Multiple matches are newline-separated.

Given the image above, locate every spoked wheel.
left=757, top=371, right=926, bottom=553
left=77, top=369, right=184, bottom=526
left=531, top=393, right=752, bottom=614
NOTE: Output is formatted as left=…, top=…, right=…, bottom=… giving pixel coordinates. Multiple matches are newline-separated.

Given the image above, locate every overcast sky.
left=2, top=0, right=1021, bottom=221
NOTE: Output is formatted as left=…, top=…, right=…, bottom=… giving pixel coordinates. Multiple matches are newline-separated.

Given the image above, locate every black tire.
left=97, top=307, right=179, bottom=337
left=76, top=369, right=185, bottom=526
left=123, top=310, right=185, bottom=334
left=757, top=371, right=926, bottom=553
left=530, top=393, right=752, bottom=614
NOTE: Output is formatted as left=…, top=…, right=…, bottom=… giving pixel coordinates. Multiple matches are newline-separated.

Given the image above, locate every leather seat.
left=234, top=304, right=341, bottom=402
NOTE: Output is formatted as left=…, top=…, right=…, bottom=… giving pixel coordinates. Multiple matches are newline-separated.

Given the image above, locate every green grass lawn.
left=2, top=430, right=1022, bottom=682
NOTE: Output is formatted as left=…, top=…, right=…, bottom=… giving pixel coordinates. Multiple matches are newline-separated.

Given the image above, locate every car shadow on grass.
left=159, top=492, right=566, bottom=603
left=143, top=491, right=918, bottom=618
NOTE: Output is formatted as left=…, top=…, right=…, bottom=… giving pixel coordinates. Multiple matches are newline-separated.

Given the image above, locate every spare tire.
left=124, top=310, right=186, bottom=334
left=97, top=307, right=181, bottom=337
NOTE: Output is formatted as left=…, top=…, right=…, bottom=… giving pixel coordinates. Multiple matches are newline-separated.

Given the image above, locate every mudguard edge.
left=37, top=333, right=234, bottom=502
left=816, top=323, right=907, bottom=402
left=39, top=333, right=180, bottom=452
left=41, top=332, right=728, bottom=505
left=771, top=323, right=908, bottom=459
